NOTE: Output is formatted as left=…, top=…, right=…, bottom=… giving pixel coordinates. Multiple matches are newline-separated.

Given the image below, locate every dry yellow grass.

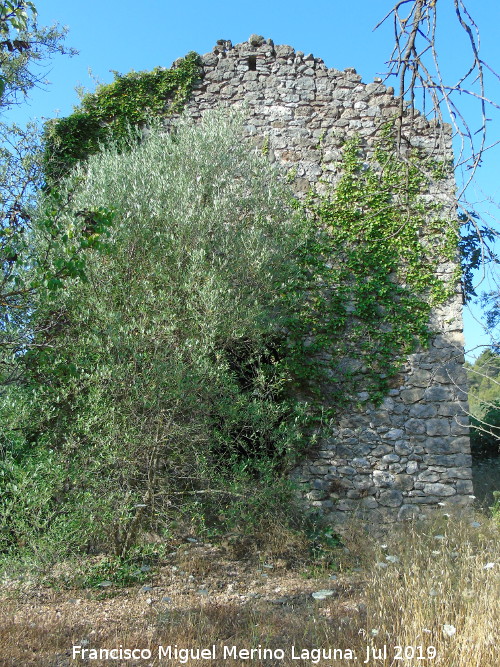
left=364, top=513, right=499, bottom=667
left=0, top=513, right=498, bottom=666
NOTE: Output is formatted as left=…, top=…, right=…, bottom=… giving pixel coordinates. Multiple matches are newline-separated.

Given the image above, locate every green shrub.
left=2, top=112, right=309, bottom=561
left=470, top=401, right=500, bottom=456
left=1, top=114, right=458, bottom=565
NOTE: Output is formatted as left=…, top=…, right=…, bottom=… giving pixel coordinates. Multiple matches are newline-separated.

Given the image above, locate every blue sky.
left=11, top=0, right=500, bottom=359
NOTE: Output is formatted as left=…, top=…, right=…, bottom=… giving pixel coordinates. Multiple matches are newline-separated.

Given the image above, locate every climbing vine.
left=278, top=131, right=459, bottom=409
left=43, top=51, right=202, bottom=183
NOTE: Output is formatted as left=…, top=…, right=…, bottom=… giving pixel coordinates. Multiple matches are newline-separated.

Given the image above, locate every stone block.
left=335, top=499, right=359, bottom=511
left=394, top=474, right=415, bottom=491
left=361, top=496, right=379, bottom=509
left=426, top=454, right=472, bottom=467
left=424, top=386, right=454, bottom=402
left=456, top=479, right=474, bottom=495
left=426, top=436, right=464, bottom=454
left=352, top=457, right=370, bottom=468
left=418, top=471, right=440, bottom=482
left=401, top=388, right=426, bottom=404
left=383, top=428, right=404, bottom=440
left=409, top=403, right=437, bottom=418
left=378, top=489, right=403, bottom=507
left=450, top=419, right=470, bottom=436
left=409, top=369, right=432, bottom=386
left=275, top=44, right=295, bottom=58
left=381, top=396, right=395, bottom=410
left=337, top=466, right=356, bottom=476
left=306, top=489, right=329, bottom=501
left=382, top=453, right=400, bottom=463
left=405, top=418, right=426, bottom=434
left=295, top=77, right=315, bottom=90
left=409, top=495, right=441, bottom=504
left=426, top=419, right=451, bottom=436
left=336, top=445, right=355, bottom=458
left=398, top=504, right=421, bottom=521
left=353, top=477, right=373, bottom=490
left=248, top=34, right=265, bottom=46
left=451, top=436, right=471, bottom=453
left=438, top=402, right=468, bottom=417
left=371, top=444, right=394, bottom=457
left=423, top=483, right=456, bottom=497
left=439, top=467, right=472, bottom=480
left=314, top=499, right=335, bottom=510
left=362, top=429, right=381, bottom=443
left=406, top=461, right=419, bottom=474
left=312, top=478, right=331, bottom=490
left=439, top=363, right=467, bottom=381
left=373, top=470, right=394, bottom=487
left=395, top=442, right=412, bottom=456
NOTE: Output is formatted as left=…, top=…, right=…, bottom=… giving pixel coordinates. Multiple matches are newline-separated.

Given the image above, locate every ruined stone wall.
left=179, top=35, right=472, bottom=523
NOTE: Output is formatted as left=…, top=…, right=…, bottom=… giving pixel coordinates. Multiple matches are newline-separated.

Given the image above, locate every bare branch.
left=375, top=0, right=498, bottom=183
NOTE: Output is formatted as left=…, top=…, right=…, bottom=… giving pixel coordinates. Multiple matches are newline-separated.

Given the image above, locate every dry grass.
left=364, top=513, right=499, bottom=667
left=0, top=513, right=498, bottom=666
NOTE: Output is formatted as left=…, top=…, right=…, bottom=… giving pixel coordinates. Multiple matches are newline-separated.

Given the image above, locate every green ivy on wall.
left=279, top=131, right=458, bottom=410
left=43, top=51, right=202, bottom=183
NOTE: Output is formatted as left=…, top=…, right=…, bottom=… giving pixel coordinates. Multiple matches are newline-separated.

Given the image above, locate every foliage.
left=81, top=554, right=153, bottom=589
left=466, top=349, right=500, bottom=407
left=469, top=403, right=500, bottom=457
left=0, top=2, right=84, bottom=389
left=0, top=168, right=115, bottom=388
left=481, top=289, right=500, bottom=344
left=1, top=113, right=308, bottom=560
left=491, top=490, right=500, bottom=524
left=280, top=133, right=458, bottom=407
left=0, top=1, right=75, bottom=108
left=43, top=52, right=202, bottom=184
left=466, top=349, right=500, bottom=456
left=458, top=211, right=498, bottom=301
left=0, top=115, right=459, bottom=562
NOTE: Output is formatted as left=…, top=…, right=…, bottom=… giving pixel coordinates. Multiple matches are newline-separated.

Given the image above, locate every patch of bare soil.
left=0, top=542, right=366, bottom=667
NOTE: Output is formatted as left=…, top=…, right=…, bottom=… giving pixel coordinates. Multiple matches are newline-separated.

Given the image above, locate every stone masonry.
left=177, top=35, right=472, bottom=524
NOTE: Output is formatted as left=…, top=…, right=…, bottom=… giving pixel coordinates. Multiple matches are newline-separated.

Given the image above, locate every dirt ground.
left=0, top=541, right=366, bottom=667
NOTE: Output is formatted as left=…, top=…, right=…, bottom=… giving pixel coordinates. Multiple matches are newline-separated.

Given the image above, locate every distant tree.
left=466, top=349, right=500, bottom=405
left=0, top=1, right=74, bottom=107
left=466, top=349, right=500, bottom=455
left=469, top=400, right=500, bottom=457
left=0, top=1, right=81, bottom=389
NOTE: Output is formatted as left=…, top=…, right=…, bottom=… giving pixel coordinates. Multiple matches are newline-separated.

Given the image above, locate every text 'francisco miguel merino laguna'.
left=72, top=644, right=360, bottom=663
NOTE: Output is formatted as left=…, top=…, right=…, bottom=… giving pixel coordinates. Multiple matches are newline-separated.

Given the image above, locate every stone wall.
left=179, top=35, right=472, bottom=523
